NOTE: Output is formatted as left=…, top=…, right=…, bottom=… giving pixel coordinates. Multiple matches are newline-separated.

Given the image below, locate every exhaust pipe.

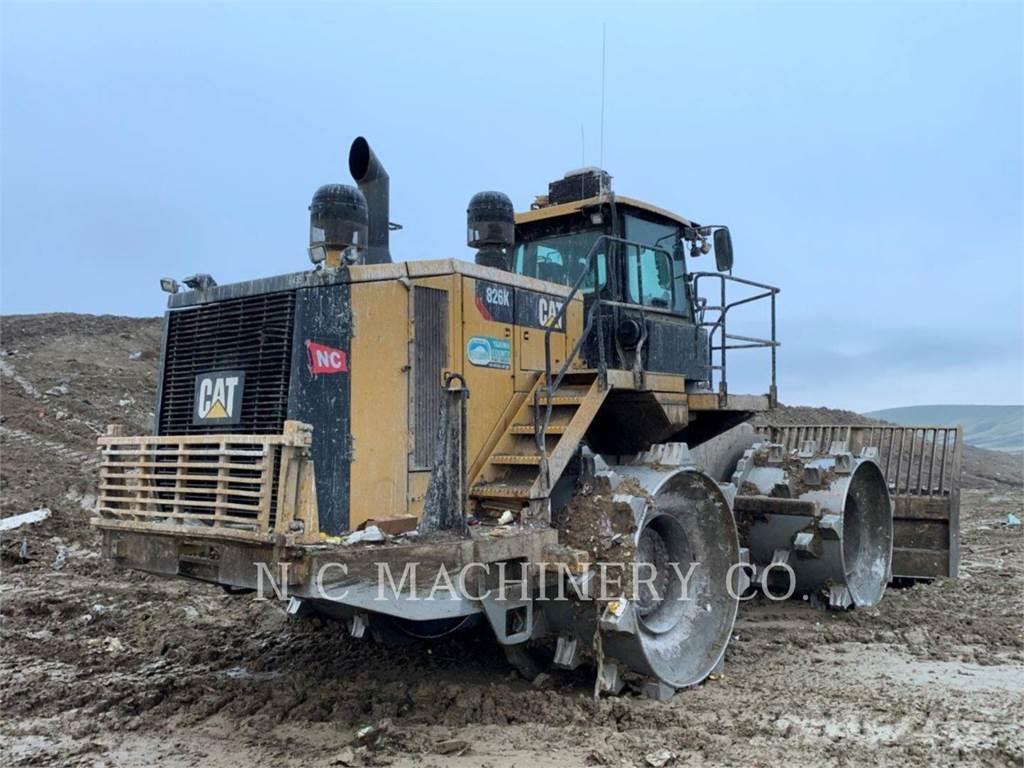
left=348, top=137, right=392, bottom=264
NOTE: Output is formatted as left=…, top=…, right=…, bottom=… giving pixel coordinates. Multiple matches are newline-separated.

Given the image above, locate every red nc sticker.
left=305, top=340, right=349, bottom=375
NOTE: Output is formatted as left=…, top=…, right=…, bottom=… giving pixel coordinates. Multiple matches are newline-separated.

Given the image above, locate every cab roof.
left=514, top=194, right=696, bottom=229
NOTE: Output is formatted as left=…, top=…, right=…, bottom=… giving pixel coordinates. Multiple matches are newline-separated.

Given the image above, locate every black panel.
left=580, top=304, right=710, bottom=383
left=158, top=292, right=296, bottom=436
left=548, top=169, right=610, bottom=205
left=474, top=280, right=514, bottom=324
left=471, top=280, right=565, bottom=333
left=412, top=287, right=449, bottom=469
left=644, top=317, right=710, bottom=380
left=287, top=284, right=352, bottom=535
left=514, top=287, right=565, bottom=332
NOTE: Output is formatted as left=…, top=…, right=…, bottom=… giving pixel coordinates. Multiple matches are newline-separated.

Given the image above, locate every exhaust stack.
left=348, top=137, right=392, bottom=264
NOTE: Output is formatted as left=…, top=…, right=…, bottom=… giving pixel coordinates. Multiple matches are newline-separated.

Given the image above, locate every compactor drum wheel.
left=599, top=463, right=741, bottom=690
left=540, top=446, right=744, bottom=696
left=731, top=444, right=894, bottom=609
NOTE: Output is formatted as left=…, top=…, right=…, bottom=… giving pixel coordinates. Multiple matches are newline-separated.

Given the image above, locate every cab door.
left=617, top=239, right=709, bottom=381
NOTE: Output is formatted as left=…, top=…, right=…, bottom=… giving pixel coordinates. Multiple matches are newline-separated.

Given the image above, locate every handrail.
left=690, top=272, right=780, bottom=406
left=533, top=235, right=674, bottom=488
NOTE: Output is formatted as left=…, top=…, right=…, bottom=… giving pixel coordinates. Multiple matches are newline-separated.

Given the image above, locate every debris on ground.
left=360, top=516, right=418, bottom=536
left=354, top=718, right=392, bottom=747
left=0, top=508, right=51, bottom=532
left=645, top=749, right=675, bottom=768
left=344, top=525, right=386, bottom=545
left=433, top=738, right=471, bottom=756
left=532, top=672, right=555, bottom=690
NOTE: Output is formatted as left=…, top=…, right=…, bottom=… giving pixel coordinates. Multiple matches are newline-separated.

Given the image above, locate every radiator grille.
left=412, top=287, right=448, bottom=468
left=158, top=292, right=296, bottom=436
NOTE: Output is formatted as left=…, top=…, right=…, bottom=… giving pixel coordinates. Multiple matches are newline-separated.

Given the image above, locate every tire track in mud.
left=0, top=426, right=100, bottom=469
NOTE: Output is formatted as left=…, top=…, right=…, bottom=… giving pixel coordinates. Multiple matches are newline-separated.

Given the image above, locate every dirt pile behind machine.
left=91, top=137, right=953, bottom=698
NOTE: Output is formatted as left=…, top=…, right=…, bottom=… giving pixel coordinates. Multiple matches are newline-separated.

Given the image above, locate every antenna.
left=599, top=23, right=606, bottom=170
left=580, top=123, right=586, bottom=199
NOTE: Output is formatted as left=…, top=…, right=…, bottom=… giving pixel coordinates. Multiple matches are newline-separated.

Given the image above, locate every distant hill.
left=864, top=405, right=1024, bottom=452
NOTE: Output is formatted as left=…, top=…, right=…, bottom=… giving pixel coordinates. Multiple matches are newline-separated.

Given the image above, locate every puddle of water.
left=835, top=643, right=1024, bottom=693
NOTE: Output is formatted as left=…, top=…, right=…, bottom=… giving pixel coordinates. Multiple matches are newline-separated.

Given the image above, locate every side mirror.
left=713, top=228, right=734, bottom=272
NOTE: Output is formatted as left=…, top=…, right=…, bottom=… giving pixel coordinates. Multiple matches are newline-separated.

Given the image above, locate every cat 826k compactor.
left=94, top=136, right=929, bottom=699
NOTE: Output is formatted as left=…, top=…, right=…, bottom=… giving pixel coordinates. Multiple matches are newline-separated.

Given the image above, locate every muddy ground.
left=2, top=314, right=1023, bottom=766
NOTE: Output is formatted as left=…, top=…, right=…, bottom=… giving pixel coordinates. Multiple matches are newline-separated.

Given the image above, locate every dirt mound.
left=1, top=313, right=161, bottom=567
left=754, top=403, right=882, bottom=427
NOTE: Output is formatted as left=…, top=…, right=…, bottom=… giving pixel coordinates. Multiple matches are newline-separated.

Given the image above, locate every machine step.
left=471, top=482, right=533, bottom=500
left=489, top=454, right=543, bottom=466
left=544, top=384, right=591, bottom=395
left=470, top=371, right=606, bottom=509
left=509, top=424, right=568, bottom=435
left=537, top=394, right=587, bottom=406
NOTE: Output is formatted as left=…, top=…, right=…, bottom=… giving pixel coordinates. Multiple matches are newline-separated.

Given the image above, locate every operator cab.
left=511, top=167, right=734, bottom=321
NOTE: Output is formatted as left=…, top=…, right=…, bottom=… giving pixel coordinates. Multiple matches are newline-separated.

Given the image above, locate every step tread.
left=509, top=424, right=568, bottom=435
left=490, top=454, right=543, bottom=465
left=539, top=384, right=591, bottom=396
left=471, top=482, right=534, bottom=499
left=536, top=394, right=587, bottom=405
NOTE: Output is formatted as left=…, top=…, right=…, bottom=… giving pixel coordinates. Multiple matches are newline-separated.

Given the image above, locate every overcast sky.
left=2, top=1, right=1021, bottom=412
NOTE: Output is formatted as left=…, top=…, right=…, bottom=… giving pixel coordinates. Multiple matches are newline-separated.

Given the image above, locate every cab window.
left=624, top=214, right=688, bottom=314
left=625, top=244, right=674, bottom=308
left=513, top=230, right=608, bottom=293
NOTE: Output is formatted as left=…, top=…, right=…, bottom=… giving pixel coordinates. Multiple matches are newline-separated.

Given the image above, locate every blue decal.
left=467, top=336, right=511, bottom=369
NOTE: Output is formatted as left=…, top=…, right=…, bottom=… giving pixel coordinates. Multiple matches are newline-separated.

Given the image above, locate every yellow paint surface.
left=349, top=280, right=410, bottom=528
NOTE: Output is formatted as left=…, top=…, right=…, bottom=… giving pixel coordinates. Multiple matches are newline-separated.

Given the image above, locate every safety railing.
left=534, top=234, right=609, bottom=462
left=533, top=235, right=675, bottom=458
left=691, top=272, right=780, bottom=404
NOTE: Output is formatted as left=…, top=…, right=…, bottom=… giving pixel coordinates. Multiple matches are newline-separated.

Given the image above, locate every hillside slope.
left=0, top=314, right=162, bottom=542
left=866, top=404, right=1024, bottom=452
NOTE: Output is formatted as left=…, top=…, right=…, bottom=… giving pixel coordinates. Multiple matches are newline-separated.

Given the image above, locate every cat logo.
left=193, top=371, right=245, bottom=425
left=538, top=296, right=565, bottom=329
